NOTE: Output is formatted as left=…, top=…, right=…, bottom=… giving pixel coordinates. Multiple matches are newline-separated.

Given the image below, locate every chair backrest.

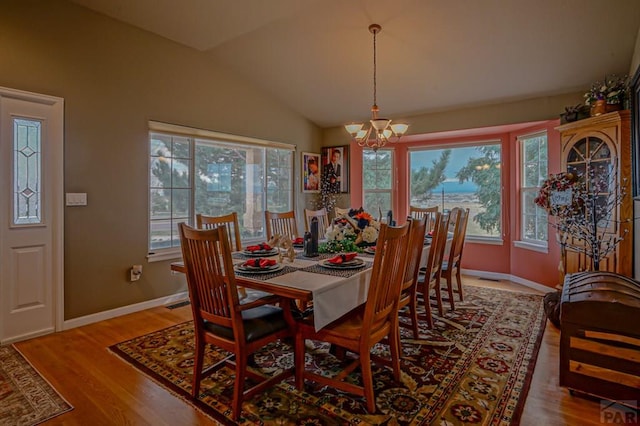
left=453, top=208, right=469, bottom=264
left=265, top=210, right=299, bottom=240
left=400, top=216, right=429, bottom=303
left=362, top=222, right=412, bottom=334
left=196, top=212, right=242, bottom=251
left=447, top=207, right=469, bottom=265
left=304, top=208, right=330, bottom=237
left=423, top=211, right=449, bottom=280
left=179, top=223, right=243, bottom=337
left=409, top=205, right=438, bottom=219
left=409, top=205, right=439, bottom=232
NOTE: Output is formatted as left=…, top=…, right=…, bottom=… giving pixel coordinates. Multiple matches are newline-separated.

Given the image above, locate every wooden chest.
left=560, top=272, right=640, bottom=408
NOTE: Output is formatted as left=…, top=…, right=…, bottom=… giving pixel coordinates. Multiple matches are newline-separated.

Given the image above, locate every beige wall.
left=0, top=0, right=321, bottom=319
left=631, top=25, right=640, bottom=77
left=323, top=91, right=584, bottom=145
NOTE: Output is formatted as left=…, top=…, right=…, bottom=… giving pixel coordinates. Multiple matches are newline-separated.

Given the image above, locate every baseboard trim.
left=461, top=269, right=554, bottom=293
left=1, top=327, right=55, bottom=345
left=61, top=270, right=553, bottom=331
left=62, top=291, right=189, bottom=330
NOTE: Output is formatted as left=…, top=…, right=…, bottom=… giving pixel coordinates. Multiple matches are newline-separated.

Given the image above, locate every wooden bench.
left=560, top=271, right=640, bottom=408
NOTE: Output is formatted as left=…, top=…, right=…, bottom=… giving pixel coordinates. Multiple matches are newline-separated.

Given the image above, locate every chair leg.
left=434, top=278, right=444, bottom=317
left=419, top=280, right=435, bottom=328
left=232, top=353, right=247, bottom=421
left=295, top=333, right=306, bottom=390
left=408, top=295, right=420, bottom=338
left=359, top=350, right=376, bottom=413
left=456, top=266, right=463, bottom=301
left=444, top=269, right=456, bottom=311
left=192, top=335, right=205, bottom=398
left=389, top=321, right=401, bottom=382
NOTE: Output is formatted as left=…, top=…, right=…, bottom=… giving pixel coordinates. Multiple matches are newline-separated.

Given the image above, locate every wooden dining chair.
left=398, top=216, right=429, bottom=340
left=304, top=208, right=330, bottom=237
left=294, top=222, right=412, bottom=413
left=196, top=212, right=242, bottom=251
left=178, top=223, right=296, bottom=421
left=409, top=205, right=439, bottom=232
left=416, top=211, right=450, bottom=327
left=265, top=210, right=299, bottom=240
left=441, top=207, right=470, bottom=306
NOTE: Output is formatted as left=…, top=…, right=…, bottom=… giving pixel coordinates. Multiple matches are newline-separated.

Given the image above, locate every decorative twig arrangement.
left=536, top=161, right=629, bottom=271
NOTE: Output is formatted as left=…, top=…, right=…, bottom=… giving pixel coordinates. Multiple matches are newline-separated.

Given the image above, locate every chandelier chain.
left=372, top=28, right=377, bottom=108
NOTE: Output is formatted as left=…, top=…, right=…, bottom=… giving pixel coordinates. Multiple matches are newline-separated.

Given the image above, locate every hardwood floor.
left=13, top=277, right=611, bottom=425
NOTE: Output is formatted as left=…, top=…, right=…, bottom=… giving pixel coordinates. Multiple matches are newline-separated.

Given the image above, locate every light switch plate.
left=66, top=193, right=87, bottom=206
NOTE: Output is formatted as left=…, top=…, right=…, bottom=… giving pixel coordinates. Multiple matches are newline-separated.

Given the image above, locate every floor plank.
left=13, top=277, right=611, bottom=425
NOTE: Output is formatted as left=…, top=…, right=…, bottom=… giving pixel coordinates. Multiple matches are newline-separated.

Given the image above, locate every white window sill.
left=147, top=249, right=182, bottom=263
left=513, top=240, right=548, bottom=253
left=466, top=236, right=503, bottom=246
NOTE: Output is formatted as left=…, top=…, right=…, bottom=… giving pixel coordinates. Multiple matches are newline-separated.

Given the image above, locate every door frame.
left=0, top=86, right=64, bottom=340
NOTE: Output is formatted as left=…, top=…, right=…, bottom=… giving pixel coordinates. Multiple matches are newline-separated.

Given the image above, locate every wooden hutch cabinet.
left=557, top=110, right=633, bottom=277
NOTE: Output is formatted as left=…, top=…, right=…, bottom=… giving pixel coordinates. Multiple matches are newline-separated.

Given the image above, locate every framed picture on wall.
left=321, top=146, right=349, bottom=193
left=301, top=152, right=321, bottom=193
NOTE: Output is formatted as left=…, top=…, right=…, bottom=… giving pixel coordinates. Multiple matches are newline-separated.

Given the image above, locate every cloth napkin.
left=327, top=252, right=358, bottom=264
left=243, top=258, right=276, bottom=268
left=245, top=243, right=272, bottom=252
left=292, top=237, right=304, bottom=245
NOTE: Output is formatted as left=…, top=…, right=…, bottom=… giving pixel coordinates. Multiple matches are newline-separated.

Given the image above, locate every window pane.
left=409, top=144, right=501, bottom=238
left=196, top=142, right=256, bottom=238
left=363, top=149, right=393, bottom=214
left=149, top=133, right=193, bottom=250
left=266, top=148, right=293, bottom=212
left=13, top=118, right=42, bottom=225
left=364, top=192, right=391, bottom=214
left=150, top=219, right=173, bottom=250
left=150, top=188, right=170, bottom=220
left=519, top=133, right=548, bottom=243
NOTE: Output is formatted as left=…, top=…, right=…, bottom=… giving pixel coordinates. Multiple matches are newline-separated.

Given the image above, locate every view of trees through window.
left=409, top=143, right=502, bottom=238
left=362, top=150, right=393, bottom=215
left=149, top=132, right=293, bottom=251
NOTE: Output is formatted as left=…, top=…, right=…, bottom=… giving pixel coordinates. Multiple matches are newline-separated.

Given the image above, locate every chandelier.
left=344, top=24, right=409, bottom=151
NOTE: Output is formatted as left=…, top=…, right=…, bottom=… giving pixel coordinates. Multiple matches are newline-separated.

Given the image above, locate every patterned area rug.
left=110, top=285, right=546, bottom=425
left=0, top=345, right=73, bottom=425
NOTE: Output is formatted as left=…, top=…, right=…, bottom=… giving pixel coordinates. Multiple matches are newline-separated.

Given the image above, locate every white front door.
left=0, top=87, right=64, bottom=344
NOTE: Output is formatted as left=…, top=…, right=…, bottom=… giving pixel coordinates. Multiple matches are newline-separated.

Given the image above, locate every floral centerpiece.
left=319, top=208, right=381, bottom=253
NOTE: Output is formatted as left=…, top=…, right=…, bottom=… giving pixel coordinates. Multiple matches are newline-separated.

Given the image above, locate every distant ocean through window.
left=433, top=179, right=478, bottom=194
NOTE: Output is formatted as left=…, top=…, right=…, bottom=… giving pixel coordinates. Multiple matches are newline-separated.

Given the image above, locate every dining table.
left=171, top=238, right=435, bottom=331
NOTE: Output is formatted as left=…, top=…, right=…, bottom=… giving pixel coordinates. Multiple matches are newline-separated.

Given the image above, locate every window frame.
left=147, top=121, right=295, bottom=262
left=517, top=130, right=548, bottom=249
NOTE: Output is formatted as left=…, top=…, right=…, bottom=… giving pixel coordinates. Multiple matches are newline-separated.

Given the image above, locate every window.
left=13, top=118, right=42, bottom=225
left=409, top=142, right=502, bottom=240
left=149, top=122, right=294, bottom=256
left=362, top=149, right=393, bottom=214
left=519, top=132, right=548, bottom=245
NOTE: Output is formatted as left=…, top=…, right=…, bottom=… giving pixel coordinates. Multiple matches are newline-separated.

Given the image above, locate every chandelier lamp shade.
left=344, top=24, right=409, bottom=151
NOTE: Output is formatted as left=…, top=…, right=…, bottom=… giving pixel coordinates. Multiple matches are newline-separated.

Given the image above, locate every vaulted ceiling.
left=70, top=0, right=640, bottom=128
